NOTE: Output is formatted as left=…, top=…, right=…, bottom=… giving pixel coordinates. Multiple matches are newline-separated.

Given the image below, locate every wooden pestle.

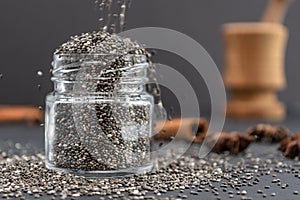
left=262, top=0, right=293, bottom=23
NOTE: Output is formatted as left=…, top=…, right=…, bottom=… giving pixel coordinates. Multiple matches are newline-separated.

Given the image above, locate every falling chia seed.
left=37, top=70, right=43, bottom=77
left=95, top=0, right=131, bottom=33
left=95, top=0, right=166, bottom=121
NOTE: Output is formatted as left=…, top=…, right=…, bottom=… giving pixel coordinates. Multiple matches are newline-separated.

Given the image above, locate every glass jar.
left=45, top=53, right=153, bottom=177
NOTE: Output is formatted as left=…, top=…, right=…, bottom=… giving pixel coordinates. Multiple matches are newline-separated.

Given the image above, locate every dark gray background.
left=1, top=3, right=300, bottom=199
left=0, top=0, right=299, bottom=113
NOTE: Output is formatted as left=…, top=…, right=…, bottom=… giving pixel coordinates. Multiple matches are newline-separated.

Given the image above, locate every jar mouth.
left=51, top=53, right=150, bottom=94
left=53, top=63, right=147, bottom=80
left=52, top=55, right=149, bottom=80
left=54, top=53, right=139, bottom=56
left=53, top=53, right=147, bottom=61
left=52, top=53, right=148, bottom=72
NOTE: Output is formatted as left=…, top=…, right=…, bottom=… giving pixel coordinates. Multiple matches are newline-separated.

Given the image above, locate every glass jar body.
left=45, top=54, right=153, bottom=177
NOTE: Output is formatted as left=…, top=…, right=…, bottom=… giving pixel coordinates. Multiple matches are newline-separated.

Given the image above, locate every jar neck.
left=51, top=54, right=149, bottom=96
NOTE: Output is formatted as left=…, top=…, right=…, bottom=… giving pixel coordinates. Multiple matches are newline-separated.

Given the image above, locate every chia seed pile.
left=47, top=31, right=153, bottom=172
left=1, top=141, right=300, bottom=199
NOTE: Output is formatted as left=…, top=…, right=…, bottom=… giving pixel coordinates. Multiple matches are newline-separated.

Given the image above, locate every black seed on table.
left=264, top=185, right=270, bottom=189
left=271, top=192, right=276, bottom=197
left=228, top=190, right=234, bottom=194
left=190, top=191, right=198, bottom=195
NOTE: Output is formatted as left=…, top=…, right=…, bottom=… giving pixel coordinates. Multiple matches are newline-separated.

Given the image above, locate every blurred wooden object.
left=0, top=106, right=43, bottom=125
left=222, top=0, right=292, bottom=121
left=153, top=118, right=208, bottom=143
left=262, top=0, right=293, bottom=23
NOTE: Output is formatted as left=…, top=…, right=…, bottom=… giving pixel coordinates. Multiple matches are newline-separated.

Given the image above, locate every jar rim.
left=53, top=53, right=148, bottom=58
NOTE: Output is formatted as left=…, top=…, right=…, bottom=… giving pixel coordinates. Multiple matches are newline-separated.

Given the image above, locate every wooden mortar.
left=222, top=0, right=292, bottom=121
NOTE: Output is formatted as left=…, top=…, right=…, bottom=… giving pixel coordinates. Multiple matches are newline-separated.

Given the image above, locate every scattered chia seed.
left=0, top=142, right=299, bottom=199
left=271, top=192, right=276, bottom=197
left=257, top=189, right=263, bottom=194
left=264, top=185, right=270, bottom=189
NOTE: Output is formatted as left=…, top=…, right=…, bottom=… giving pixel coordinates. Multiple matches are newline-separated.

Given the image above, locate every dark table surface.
left=1, top=114, right=300, bottom=200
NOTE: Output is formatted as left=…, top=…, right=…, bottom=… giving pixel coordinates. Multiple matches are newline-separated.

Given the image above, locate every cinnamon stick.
left=153, top=118, right=208, bottom=143
left=0, top=106, right=43, bottom=125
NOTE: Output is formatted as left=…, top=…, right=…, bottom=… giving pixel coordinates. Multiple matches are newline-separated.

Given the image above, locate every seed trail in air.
left=95, top=0, right=132, bottom=33
left=95, top=0, right=167, bottom=122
